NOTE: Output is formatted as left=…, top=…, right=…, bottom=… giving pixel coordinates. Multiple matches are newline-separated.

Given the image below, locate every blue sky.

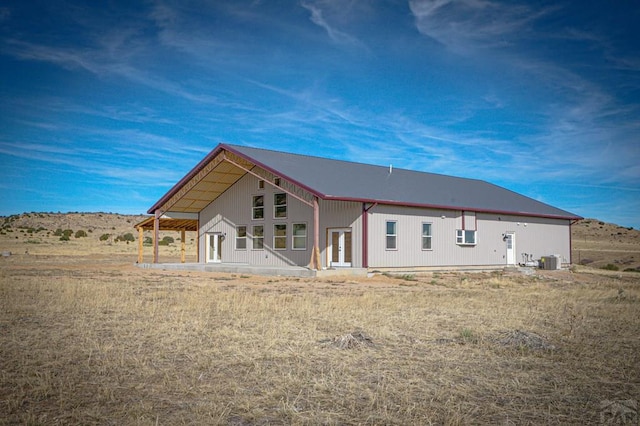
left=1, top=1, right=639, bottom=227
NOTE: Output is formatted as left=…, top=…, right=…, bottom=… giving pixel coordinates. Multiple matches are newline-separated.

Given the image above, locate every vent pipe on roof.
left=389, top=164, right=393, bottom=174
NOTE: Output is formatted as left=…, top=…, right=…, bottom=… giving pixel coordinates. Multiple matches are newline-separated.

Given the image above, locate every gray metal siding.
left=199, top=173, right=313, bottom=267
left=319, top=200, right=362, bottom=268
left=197, top=170, right=572, bottom=269
left=476, top=213, right=571, bottom=265
left=198, top=174, right=365, bottom=268
left=367, top=205, right=571, bottom=268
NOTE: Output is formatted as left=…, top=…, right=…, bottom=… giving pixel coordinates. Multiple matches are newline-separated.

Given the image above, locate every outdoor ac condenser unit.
left=540, top=256, right=560, bottom=270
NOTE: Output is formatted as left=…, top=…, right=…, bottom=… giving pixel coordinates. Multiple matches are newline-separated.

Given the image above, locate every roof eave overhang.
left=147, top=143, right=326, bottom=215
left=147, top=144, right=227, bottom=214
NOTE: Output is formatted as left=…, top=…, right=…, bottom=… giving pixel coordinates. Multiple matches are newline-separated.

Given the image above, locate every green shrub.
left=99, top=234, right=111, bottom=241
left=53, top=228, right=63, bottom=236
left=162, top=236, right=174, bottom=244
left=75, top=230, right=88, bottom=238
left=144, top=237, right=153, bottom=245
left=158, top=240, right=169, bottom=246
left=115, top=233, right=135, bottom=243
left=601, top=264, right=619, bottom=271
left=62, top=229, right=73, bottom=238
left=59, top=235, right=70, bottom=241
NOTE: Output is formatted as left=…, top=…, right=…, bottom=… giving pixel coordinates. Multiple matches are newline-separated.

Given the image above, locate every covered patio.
left=134, top=216, right=199, bottom=264
left=140, top=147, right=322, bottom=269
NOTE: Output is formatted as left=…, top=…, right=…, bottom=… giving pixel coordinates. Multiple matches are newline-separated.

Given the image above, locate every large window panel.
left=252, top=195, right=264, bottom=220
left=252, top=225, right=264, bottom=249
left=386, top=221, right=397, bottom=250
left=274, top=193, right=287, bottom=218
left=236, top=226, right=247, bottom=250
left=292, top=223, right=307, bottom=250
left=422, top=223, right=432, bottom=250
left=274, top=224, right=287, bottom=250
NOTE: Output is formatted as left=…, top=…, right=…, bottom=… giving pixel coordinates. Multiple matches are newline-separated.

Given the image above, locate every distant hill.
left=571, top=218, right=639, bottom=271
left=1, top=212, right=149, bottom=235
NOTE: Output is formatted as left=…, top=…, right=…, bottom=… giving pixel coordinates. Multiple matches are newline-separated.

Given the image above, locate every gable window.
left=252, top=195, right=264, bottom=220
left=386, top=221, right=397, bottom=250
left=252, top=225, right=264, bottom=249
left=274, top=177, right=281, bottom=186
left=274, top=224, right=287, bottom=250
left=236, top=226, right=247, bottom=250
left=292, top=223, right=307, bottom=250
left=422, top=223, right=432, bottom=250
left=258, top=180, right=265, bottom=190
left=456, top=229, right=476, bottom=245
left=274, top=193, right=287, bottom=218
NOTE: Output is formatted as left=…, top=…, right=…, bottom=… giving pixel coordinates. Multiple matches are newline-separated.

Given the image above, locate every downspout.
left=313, top=196, right=320, bottom=270
left=362, top=202, right=378, bottom=268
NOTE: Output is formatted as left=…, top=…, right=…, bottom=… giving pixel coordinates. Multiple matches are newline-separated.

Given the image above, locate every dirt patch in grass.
left=319, top=330, right=375, bottom=350
left=493, top=329, right=557, bottom=351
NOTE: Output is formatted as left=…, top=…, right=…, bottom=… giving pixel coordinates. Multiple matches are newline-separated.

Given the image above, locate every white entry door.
left=328, top=229, right=352, bottom=267
left=505, top=232, right=516, bottom=265
left=206, top=233, right=223, bottom=263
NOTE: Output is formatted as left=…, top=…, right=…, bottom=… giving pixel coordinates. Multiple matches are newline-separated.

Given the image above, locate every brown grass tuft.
left=320, top=330, right=374, bottom=349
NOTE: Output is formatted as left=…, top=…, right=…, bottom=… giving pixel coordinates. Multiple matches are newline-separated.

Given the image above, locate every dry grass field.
left=1, top=213, right=639, bottom=425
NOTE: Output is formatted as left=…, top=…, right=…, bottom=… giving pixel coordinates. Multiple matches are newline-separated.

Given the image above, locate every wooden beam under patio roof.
left=152, top=149, right=249, bottom=214
left=134, top=217, right=198, bottom=232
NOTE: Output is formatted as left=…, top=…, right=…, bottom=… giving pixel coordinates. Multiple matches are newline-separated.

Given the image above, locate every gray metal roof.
left=226, top=144, right=580, bottom=220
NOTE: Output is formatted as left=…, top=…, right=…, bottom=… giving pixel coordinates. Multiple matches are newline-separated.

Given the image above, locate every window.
left=386, top=221, right=397, bottom=250
left=422, top=223, right=432, bottom=250
left=258, top=180, right=265, bottom=190
left=236, top=226, right=247, bottom=250
left=456, top=229, right=477, bottom=245
left=252, top=225, right=264, bottom=249
left=274, top=177, right=281, bottom=186
left=274, top=224, right=287, bottom=250
left=252, top=195, right=264, bottom=220
left=292, top=223, right=307, bottom=250
left=274, top=193, right=287, bottom=218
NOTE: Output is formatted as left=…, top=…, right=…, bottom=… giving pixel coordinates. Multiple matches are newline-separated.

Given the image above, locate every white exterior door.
left=206, top=233, right=223, bottom=263
left=505, top=232, right=516, bottom=265
left=328, top=229, right=352, bottom=267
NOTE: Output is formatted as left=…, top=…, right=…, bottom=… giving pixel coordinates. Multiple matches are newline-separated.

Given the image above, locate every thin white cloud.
left=300, top=1, right=367, bottom=49
left=408, top=0, right=551, bottom=53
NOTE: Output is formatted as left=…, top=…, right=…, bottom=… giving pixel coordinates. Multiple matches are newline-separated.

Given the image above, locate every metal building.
left=143, top=143, right=581, bottom=271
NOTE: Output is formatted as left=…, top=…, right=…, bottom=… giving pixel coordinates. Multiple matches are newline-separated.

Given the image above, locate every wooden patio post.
left=181, top=230, right=186, bottom=263
left=137, top=226, right=144, bottom=264
left=153, top=210, right=160, bottom=263
left=195, top=227, right=199, bottom=263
